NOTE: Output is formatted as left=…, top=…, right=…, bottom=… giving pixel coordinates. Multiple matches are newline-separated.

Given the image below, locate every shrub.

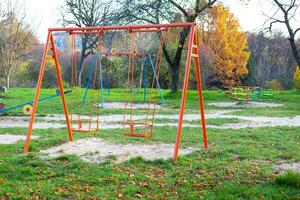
left=62, top=81, right=70, bottom=89
left=294, top=67, right=300, bottom=89
left=265, top=79, right=284, bottom=90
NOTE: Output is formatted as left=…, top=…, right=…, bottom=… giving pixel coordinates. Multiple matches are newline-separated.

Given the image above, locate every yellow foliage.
left=18, top=61, right=29, bottom=74
left=46, top=55, right=56, bottom=66
left=201, top=4, right=250, bottom=87
left=294, top=67, right=300, bottom=89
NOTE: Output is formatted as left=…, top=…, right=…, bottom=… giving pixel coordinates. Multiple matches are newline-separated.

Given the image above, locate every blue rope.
left=147, top=54, right=165, bottom=104
left=143, top=55, right=149, bottom=102
left=82, top=56, right=97, bottom=111
left=97, top=52, right=104, bottom=108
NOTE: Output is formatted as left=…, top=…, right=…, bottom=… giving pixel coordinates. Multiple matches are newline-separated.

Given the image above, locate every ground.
left=0, top=88, right=299, bottom=199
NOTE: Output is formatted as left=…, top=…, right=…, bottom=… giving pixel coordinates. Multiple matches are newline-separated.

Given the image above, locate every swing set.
left=23, top=23, right=208, bottom=162
left=84, top=51, right=165, bottom=109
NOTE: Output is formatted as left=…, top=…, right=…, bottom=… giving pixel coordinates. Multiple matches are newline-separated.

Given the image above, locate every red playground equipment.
left=23, top=23, right=208, bottom=162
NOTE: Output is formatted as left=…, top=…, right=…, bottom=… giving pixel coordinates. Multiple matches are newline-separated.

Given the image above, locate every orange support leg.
left=24, top=32, right=51, bottom=153
left=192, top=29, right=208, bottom=149
left=173, top=26, right=194, bottom=161
left=173, top=26, right=208, bottom=162
left=24, top=32, right=73, bottom=154
left=50, top=33, right=73, bottom=142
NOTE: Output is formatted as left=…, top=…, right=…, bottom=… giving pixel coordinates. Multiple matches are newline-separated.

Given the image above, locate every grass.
left=1, top=88, right=300, bottom=116
left=0, top=87, right=231, bottom=116
left=0, top=88, right=300, bottom=199
left=277, top=171, right=300, bottom=188
left=223, top=90, right=300, bottom=117
left=0, top=126, right=299, bottom=199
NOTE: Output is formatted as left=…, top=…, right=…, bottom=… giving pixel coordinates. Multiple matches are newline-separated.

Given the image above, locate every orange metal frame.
left=23, top=23, right=208, bottom=162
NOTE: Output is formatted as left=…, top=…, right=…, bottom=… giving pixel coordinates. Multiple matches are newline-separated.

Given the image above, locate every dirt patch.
left=0, top=118, right=65, bottom=129
left=210, top=115, right=300, bottom=129
left=208, top=102, right=283, bottom=108
left=0, top=134, right=39, bottom=144
left=1, top=112, right=300, bottom=129
left=274, top=162, right=300, bottom=174
left=41, top=137, right=194, bottom=163
left=97, top=102, right=161, bottom=109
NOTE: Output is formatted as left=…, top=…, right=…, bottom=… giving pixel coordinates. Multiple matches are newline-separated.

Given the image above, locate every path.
left=1, top=110, right=300, bottom=129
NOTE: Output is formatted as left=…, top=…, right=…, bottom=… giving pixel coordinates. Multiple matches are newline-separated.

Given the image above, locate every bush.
left=294, top=67, right=300, bottom=89
left=265, top=79, right=284, bottom=90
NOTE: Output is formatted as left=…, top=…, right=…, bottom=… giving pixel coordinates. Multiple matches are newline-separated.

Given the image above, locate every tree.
left=60, top=0, right=113, bottom=86
left=0, top=1, right=35, bottom=88
left=115, top=0, right=218, bottom=92
left=247, top=32, right=296, bottom=88
left=294, top=67, right=300, bottom=89
left=201, top=4, right=249, bottom=87
left=265, top=0, right=300, bottom=69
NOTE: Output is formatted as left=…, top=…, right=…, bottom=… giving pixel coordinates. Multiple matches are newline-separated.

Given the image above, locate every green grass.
left=223, top=90, right=300, bottom=117
left=1, top=88, right=300, bottom=116
left=0, top=87, right=231, bottom=116
left=0, top=125, right=299, bottom=199
left=277, top=171, right=300, bottom=188
left=0, top=88, right=300, bottom=199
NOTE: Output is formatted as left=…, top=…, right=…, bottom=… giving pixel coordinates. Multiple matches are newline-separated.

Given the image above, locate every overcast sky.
left=20, top=0, right=300, bottom=42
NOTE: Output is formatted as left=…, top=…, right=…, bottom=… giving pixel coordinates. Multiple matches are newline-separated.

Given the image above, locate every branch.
left=168, top=0, right=189, bottom=18
left=198, top=0, right=217, bottom=13
left=294, top=27, right=300, bottom=36
left=273, top=0, right=288, bottom=14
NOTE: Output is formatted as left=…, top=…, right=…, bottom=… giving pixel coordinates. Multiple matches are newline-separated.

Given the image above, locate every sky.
left=20, top=0, right=300, bottom=42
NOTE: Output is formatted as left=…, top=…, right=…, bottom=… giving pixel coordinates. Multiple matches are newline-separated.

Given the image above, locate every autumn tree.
left=114, top=0, right=218, bottom=92
left=0, top=1, right=35, bottom=88
left=201, top=4, right=249, bottom=87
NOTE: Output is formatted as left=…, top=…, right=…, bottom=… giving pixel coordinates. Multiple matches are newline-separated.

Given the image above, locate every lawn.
left=0, top=88, right=299, bottom=199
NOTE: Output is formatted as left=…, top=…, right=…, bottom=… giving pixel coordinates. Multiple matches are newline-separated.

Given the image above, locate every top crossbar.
left=48, top=22, right=196, bottom=32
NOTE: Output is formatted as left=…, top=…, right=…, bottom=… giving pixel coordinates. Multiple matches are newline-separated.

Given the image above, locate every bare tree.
left=60, top=0, right=113, bottom=86
left=247, top=32, right=297, bottom=88
left=0, top=0, right=35, bottom=88
left=265, top=0, right=300, bottom=68
left=115, top=0, right=217, bottom=92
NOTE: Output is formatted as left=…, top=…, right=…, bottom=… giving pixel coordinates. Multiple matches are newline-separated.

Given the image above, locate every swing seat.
left=122, top=121, right=153, bottom=138
left=71, top=118, right=99, bottom=133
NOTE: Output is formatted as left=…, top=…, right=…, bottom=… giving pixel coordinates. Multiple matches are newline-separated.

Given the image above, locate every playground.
left=0, top=86, right=300, bottom=198
left=0, top=2, right=299, bottom=197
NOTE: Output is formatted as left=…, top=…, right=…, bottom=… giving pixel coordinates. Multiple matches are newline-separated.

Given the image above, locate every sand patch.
left=274, top=162, right=300, bottom=174
left=1, top=112, right=300, bottom=129
left=41, top=137, right=194, bottom=163
left=208, top=102, right=283, bottom=108
left=97, top=102, right=161, bottom=109
left=0, top=134, right=39, bottom=144
left=2, top=108, right=300, bottom=130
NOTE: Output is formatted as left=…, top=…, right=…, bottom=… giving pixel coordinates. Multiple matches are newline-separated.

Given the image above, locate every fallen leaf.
left=118, top=192, right=123, bottom=198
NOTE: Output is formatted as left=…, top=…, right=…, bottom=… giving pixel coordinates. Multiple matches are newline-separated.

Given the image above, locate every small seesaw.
left=225, top=86, right=273, bottom=102
left=0, top=90, right=71, bottom=115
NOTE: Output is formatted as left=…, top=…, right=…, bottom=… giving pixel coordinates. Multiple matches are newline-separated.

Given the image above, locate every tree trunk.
left=78, top=37, right=88, bottom=87
left=170, top=62, right=180, bottom=92
left=162, top=27, right=190, bottom=93
left=5, top=74, right=10, bottom=89
left=288, top=38, right=300, bottom=68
